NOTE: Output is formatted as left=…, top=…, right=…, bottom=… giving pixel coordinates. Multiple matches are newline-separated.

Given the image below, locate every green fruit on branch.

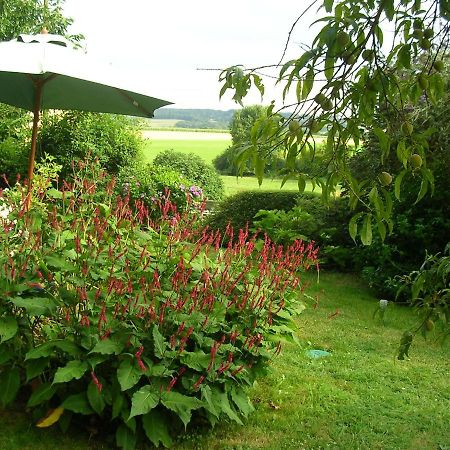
left=308, top=119, right=322, bottom=133
left=342, top=51, right=357, bottom=65
left=433, top=60, right=444, bottom=72
left=314, top=93, right=327, bottom=105
left=321, top=99, right=333, bottom=111
left=379, top=171, right=393, bottom=186
left=423, top=28, right=434, bottom=39
left=401, top=122, right=414, bottom=136
left=419, top=38, right=431, bottom=50
left=425, top=319, right=434, bottom=331
left=418, top=73, right=429, bottom=90
left=362, top=49, right=374, bottom=62
left=410, top=153, right=423, bottom=169
left=412, top=28, right=423, bottom=39
left=288, top=120, right=301, bottom=134
left=336, top=31, right=350, bottom=47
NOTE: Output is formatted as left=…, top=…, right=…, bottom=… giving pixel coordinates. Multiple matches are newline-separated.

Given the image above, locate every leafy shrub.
left=0, top=104, right=31, bottom=185
left=252, top=195, right=354, bottom=269
left=153, top=150, right=223, bottom=199
left=0, top=159, right=317, bottom=449
left=345, top=92, right=450, bottom=297
left=39, top=111, right=143, bottom=178
left=116, top=163, right=199, bottom=218
left=153, top=150, right=224, bottom=200
left=208, top=191, right=302, bottom=236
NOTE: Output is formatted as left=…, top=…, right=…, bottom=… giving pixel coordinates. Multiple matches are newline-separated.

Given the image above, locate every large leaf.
left=0, top=346, right=13, bottom=365
left=153, top=325, right=166, bottom=358
left=129, top=385, right=159, bottom=419
left=87, top=381, right=106, bottom=415
left=62, top=392, right=93, bottom=415
left=161, top=391, right=204, bottom=428
left=89, top=338, right=123, bottom=355
left=53, top=360, right=89, bottom=384
left=211, top=388, right=243, bottom=425
left=0, top=317, right=18, bottom=343
left=25, top=340, right=80, bottom=360
left=142, top=410, right=173, bottom=448
left=117, top=359, right=143, bottom=391
left=26, top=357, right=50, bottom=382
left=27, top=382, right=56, bottom=407
left=116, top=424, right=137, bottom=450
left=180, top=351, right=210, bottom=371
left=231, top=387, right=255, bottom=418
left=8, top=297, right=57, bottom=316
left=0, top=367, right=20, bottom=407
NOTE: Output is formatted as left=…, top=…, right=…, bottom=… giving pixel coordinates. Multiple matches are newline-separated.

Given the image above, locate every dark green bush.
left=207, top=191, right=302, bottom=235
left=345, top=91, right=450, bottom=298
left=117, top=163, right=194, bottom=216
left=39, top=111, right=143, bottom=178
left=153, top=150, right=224, bottom=200
left=0, top=104, right=30, bottom=186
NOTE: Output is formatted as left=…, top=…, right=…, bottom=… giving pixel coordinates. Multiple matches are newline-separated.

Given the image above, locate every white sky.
left=63, top=0, right=319, bottom=111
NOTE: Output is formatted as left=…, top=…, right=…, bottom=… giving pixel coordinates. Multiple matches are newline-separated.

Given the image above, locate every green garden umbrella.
left=0, top=33, right=172, bottom=181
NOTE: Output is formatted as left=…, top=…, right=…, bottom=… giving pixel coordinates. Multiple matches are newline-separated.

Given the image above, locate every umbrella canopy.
left=0, top=33, right=172, bottom=181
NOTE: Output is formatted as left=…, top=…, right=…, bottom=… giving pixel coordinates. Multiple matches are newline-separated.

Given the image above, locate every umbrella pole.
left=27, top=81, right=43, bottom=183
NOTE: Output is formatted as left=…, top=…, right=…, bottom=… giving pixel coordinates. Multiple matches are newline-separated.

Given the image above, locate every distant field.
left=142, top=129, right=322, bottom=196
left=144, top=119, right=180, bottom=128
left=142, top=130, right=231, bottom=165
left=221, top=176, right=318, bottom=196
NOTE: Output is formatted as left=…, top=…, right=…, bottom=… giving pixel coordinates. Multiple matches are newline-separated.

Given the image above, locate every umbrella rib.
left=114, top=88, right=154, bottom=118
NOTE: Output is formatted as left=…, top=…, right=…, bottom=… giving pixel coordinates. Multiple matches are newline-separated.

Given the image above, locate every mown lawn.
left=1, top=272, right=448, bottom=450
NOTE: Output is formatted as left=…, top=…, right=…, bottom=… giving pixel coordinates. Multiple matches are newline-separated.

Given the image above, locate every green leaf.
left=0, top=346, right=13, bottom=365
left=27, top=382, right=56, bottom=407
left=62, top=392, right=93, bottom=415
left=142, top=410, right=173, bottom=448
left=360, top=214, right=373, bottom=246
left=153, top=325, right=166, bottom=358
left=297, top=176, right=306, bottom=194
left=201, top=385, right=219, bottom=418
left=26, top=357, right=49, bottom=382
left=254, top=155, right=265, bottom=186
left=181, top=351, right=210, bottom=371
left=116, top=424, right=137, bottom=450
left=0, top=317, right=18, bottom=343
left=161, top=391, right=204, bottom=428
left=117, top=359, right=143, bottom=391
left=414, top=179, right=428, bottom=204
left=129, top=385, right=159, bottom=419
left=324, top=0, right=334, bottom=13
left=26, top=340, right=80, bottom=360
left=112, top=392, right=125, bottom=420
left=348, top=212, right=363, bottom=243
left=211, top=389, right=243, bottom=425
left=324, top=56, right=335, bottom=81
left=0, top=367, right=20, bottom=407
left=53, top=360, right=89, bottom=384
left=394, top=170, right=407, bottom=201
left=8, top=297, right=57, bottom=316
left=231, top=387, right=255, bottom=418
left=90, top=338, right=123, bottom=355
left=87, top=381, right=106, bottom=415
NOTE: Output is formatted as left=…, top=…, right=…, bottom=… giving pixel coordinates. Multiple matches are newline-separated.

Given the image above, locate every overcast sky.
left=63, top=1, right=318, bottom=111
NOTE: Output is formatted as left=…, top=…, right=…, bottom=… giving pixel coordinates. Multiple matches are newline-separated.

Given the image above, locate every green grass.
left=1, top=272, right=449, bottom=449
left=142, top=139, right=230, bottom=165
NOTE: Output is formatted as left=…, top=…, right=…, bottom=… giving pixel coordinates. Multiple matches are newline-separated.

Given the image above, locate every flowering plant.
left=0, top=159, right=318, bottom=449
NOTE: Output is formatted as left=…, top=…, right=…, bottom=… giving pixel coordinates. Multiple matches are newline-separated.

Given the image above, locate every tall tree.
left=219, top=0, right=449, bottom=244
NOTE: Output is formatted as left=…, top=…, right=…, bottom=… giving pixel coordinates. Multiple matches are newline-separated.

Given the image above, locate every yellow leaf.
left=36, top=406, right=64, bottom=428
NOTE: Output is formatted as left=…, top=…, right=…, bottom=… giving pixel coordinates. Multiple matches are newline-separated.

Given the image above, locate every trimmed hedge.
left=207, top=191, right=302, bottom=234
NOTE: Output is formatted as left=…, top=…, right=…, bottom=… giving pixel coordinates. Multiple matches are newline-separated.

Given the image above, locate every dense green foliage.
left=207, top=191, right=302, bottom=236
left=0, top=159, right=316, bottom=449
left=117, top=163, right=195, bottom=217
left=153, top=149, right=225, bottom=200
left=40, top=111, right=143, bottom=179
left=219, top=0, right=449, bottom=243
left=0, top=0, right=82, bottom=42
left=0, top=104, right=30, bottom=186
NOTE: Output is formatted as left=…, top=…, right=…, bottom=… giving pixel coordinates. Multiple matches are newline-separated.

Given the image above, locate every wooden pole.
left=27, top=81, right=43, bottom=183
